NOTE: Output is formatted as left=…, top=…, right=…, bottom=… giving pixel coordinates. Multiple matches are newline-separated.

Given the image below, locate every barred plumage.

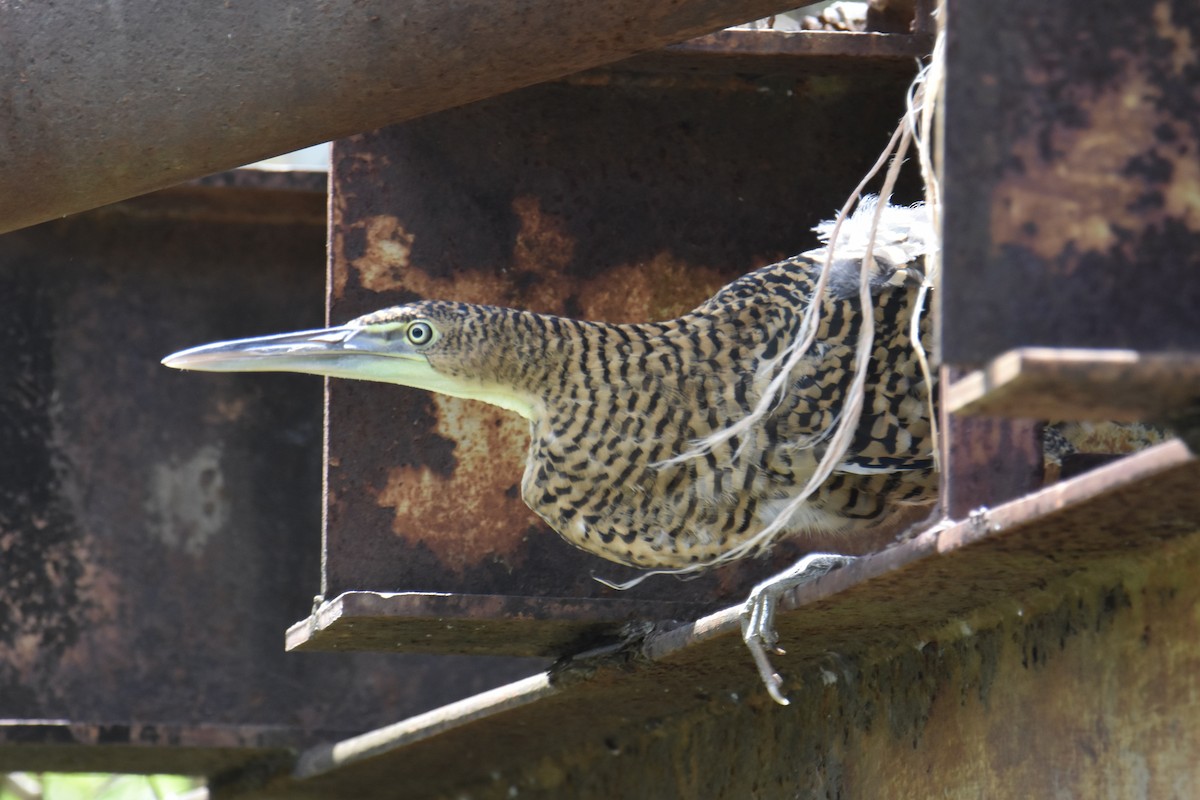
left=163, top=200, right=937, bottom=572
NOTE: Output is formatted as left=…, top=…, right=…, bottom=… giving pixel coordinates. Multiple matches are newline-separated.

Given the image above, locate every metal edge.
left=282, top=440, right=1195, bottom=784
left=285, top=591, right=711, bottom=652
left=293, top=674, right=556, bottom=779
left=946, top=348, right=1200, bottom=418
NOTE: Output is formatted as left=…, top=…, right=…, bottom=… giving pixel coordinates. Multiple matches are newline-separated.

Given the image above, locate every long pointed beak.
left=162, top=325, right=424, bottom=382
left=165, top=320, right=538, bottom=419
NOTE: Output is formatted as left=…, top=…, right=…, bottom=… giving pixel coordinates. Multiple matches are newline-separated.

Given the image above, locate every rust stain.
left=507, top=194, right=728, bottom=320
left=342, top=200, right=565, bottom=309
left=510, top=194, right=576, bottom=287
left=1153, top=1, right=1196, bottom=76
left=452, top=194, right=578, bottom=308
left=1163, top=140, right=1200, bottom=223
left=340, top=197, right=731, bottom=322
left=572, top=252, right=728, bottom=323
left=206, top=396, right=248, bottom=424
left=330, top=199, right=350, bottom=303
left=346, top=214, right=418, bottom=294
left=991, top=57, right=1200, bottom=267
left=145, top=444, right=229, bottom=557
left=376, top=395, right=534, bottom=574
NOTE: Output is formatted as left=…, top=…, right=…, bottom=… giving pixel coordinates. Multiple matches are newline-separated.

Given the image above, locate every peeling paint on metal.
left=0, top=264, right=91, bottom=697
left=345, top=215, right=417, bottom=295
left=341, top=199, right=728, bottom=321
left=376, top=396, right=533, bottom=573
left=991, top=63, right=1200, bottom=266
left=145, top=444, right=228, bottom=557
left=943, top=0, right=1200, bottom=360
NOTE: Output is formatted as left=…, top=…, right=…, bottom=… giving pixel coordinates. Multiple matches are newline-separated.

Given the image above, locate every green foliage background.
left=1, top=774, right=199, bottom=800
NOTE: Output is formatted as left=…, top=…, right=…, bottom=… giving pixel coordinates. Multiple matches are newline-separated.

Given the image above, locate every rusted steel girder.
left=0, top=0, right=808, bottom=234
left=940, top=0, right=1200, bottom=362
left=251, top=444, right=1200, bottom=799
left=0, top=176, right=544, bottom=774
left=297, top=62, right=925, bottom=656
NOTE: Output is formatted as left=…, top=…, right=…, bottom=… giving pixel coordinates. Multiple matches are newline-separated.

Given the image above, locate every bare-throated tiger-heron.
left=164, top=198, right=939, bottom=703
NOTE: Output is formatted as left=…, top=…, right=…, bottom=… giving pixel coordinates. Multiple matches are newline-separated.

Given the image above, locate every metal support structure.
left=6, top=0, right=1198, bottom=792
left=292, top=41, right=926, bottom=656
left=939, top=368, right=1044, bottom=520
left=0, top=25, right=938, bottom=775
left=261, top=3, right=1200, bottom=796
left=0, top=0, right=842, bottom=234
left=940, top=0, right=1200, bottom=366
left=0, top=176, right=542, bottom=774
left=233, top=444, right=1200, bottom=799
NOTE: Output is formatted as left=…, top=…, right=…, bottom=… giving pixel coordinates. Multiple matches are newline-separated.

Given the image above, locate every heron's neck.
left=430, top=307, right=608, bottom=420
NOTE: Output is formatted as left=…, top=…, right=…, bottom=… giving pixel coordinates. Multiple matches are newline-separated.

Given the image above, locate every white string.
left=654, top=124, right=906, bottom=472
left=597, top=26, right=946, bottom=590
left=906, top=6, right=945, bottom=471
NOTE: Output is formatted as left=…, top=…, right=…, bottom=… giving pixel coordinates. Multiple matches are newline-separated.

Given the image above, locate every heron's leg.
left=740, top=552, right=855, bottom=705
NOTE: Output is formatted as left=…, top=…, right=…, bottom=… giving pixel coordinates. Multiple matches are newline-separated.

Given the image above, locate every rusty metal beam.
left=310, top=59, right=924, bottom=655
left=0, top=0, right=831, bottom=235
left=947, top=348, right=1200, bottom=422
left=622, top=28, right=933, bottom=74
left=231, top=441, right=1200, bottom=799
left=938, top=368, right=1044, bottom=521
left=286, top=592, right=706, bottom=658
left=0, top=178, right=543, bottom=775
left=939, top=0, right=1200, bottom=364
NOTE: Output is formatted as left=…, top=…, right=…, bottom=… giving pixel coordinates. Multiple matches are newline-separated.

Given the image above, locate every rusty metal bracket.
left=255, top=441, right=1199, bottom=799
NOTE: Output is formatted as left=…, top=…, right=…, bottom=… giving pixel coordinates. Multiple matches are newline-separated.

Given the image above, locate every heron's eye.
left=406, top=321, right=435, bottom=346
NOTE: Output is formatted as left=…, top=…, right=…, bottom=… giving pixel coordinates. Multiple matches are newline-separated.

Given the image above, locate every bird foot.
left=740, top=553, right=855, bottom=705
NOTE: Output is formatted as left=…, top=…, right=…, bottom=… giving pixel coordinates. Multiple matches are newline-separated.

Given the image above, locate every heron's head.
left=162, top=300, right=538, bottom=418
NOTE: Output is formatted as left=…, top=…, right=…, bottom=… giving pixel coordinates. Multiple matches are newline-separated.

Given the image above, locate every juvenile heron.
left=164, top=198, right=938, bottom=703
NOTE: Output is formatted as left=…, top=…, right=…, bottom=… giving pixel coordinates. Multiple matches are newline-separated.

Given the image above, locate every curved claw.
left=739, top=553, right=855, bottom=706
left=744, top=631, right=791, bottom=705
